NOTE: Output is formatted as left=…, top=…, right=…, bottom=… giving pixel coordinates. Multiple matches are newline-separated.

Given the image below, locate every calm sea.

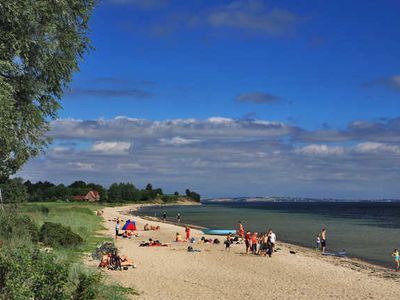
left=138, top=201, right=400, bottom=268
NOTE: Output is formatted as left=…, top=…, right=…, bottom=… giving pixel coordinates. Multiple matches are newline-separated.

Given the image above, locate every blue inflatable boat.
left=202, top=229, right=236, bottom=235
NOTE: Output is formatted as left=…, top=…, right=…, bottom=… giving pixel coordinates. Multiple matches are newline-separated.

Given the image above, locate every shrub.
left=0, top=211, right=39, bottom=243
left=72, top=271, right=101, bottom=300
left=39, top=222, right=83, bottom=247
left=0, top=247, right=70, bottom=299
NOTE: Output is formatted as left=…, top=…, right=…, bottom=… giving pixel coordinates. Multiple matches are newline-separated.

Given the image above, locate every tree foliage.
left=0, top=0, right=96, bottom=180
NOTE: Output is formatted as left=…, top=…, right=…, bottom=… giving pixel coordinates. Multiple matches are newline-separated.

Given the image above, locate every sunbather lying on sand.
left=139, top=238, right=168, bottom=247
left=150, top=225, right=160, bottom=230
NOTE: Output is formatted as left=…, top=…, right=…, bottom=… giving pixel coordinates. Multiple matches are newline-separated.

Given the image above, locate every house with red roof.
left=73, top=191, right=100, bottom=202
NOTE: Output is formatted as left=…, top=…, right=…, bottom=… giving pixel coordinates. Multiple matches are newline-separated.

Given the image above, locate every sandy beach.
left=87, top=205, right=400, bottom=299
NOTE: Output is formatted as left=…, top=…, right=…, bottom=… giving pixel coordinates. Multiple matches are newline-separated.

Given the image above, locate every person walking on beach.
left=185, top=226, right=191, bottom=241
left=245, top=231, right=251, bottom=254
left=320, top=228, right=327, bottom=253
left=115, top=220, right=120, bottom=240
left=176, top=213, right=181, bottom=224
left=163, top=212, right=167, bottom=222
left=267, top=228, right=276, bottom=257
left=392, top=249, right=399, bottom=271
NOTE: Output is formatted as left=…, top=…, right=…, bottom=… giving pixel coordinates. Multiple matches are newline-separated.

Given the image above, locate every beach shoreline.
left=136, top=204, right=398, bottom=272
left=87, top=204, right=400, bottom=299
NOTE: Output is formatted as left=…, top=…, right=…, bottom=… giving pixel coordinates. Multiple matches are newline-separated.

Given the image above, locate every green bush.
left=0, top=247, right=70, bottom=299
left=0, top=211, right=39, bottom=243
left=39, top=222, right=83, bottom=247
left=72, top=271, right=101, bottom=300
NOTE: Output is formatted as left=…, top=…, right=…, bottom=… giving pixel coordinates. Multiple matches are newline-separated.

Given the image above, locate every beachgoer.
left=392, top=249, right=399, bottom=271
left=115, top=220, right=120, bottom=239
left=261, top=233, right=269, bottom=256
left=177, top=213, right=181, bottom=224
left=316, top=235, right=321, bottom=250
left=185, top=226, right=191, bottom=241
left=144, top=224, right=150, bottom=231
left=251, top=232, right=258, bottom=254
left=237, top=221, right=245, bottom=239
left=267, top=228, right=276, bottom=257
left=320, top=228, right=326, bottom=253
left=176, top=232, right=183, bottom=242
left=225, top=234, right=232, bottom=251
left=163, top=212, right=167, bottom=222
left=245, top=231, right=251, bottom=254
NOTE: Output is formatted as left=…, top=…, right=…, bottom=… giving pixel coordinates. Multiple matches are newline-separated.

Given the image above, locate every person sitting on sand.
left=176, top=232, right=183, bottom=242
left=392, top=249, right=399, bottom=271
left=110, top=251, right=122, bottom=270
left=150, top=225, right=160, bottom=231
left=144, top=224, right=150, bottom=231
left=224, top=234, right=232, bottom=251
left=98, top=254, right=110, bottom=268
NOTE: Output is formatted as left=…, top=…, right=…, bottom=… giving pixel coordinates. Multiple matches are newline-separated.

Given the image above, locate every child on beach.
left=115, top=220, right=120, bottom=239
left=176, top=232, right=183, bottom=242
left=316, top=235, right=321, bottom=250
left=185, top=226, right=191, bottom=241
left=224, top=234, right=232, bottom=251
left=392, top=249, right=399, bottom=271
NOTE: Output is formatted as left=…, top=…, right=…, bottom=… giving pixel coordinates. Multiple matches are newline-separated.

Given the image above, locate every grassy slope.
left=20, top=202, right=136, bottom=299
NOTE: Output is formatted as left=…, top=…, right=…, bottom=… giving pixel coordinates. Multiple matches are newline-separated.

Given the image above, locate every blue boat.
left=202, top=229, right=236, bottom=235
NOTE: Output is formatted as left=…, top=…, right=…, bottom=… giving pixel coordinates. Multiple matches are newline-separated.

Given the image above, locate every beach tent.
left=122, top=219, right=137, bottom=231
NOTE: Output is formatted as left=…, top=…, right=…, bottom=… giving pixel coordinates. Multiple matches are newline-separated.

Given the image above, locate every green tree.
left=0, top=178, right=27, bottom=208
left=0, top=0, right=96, bottom=181
left=107, top=183, right=121, bottom=202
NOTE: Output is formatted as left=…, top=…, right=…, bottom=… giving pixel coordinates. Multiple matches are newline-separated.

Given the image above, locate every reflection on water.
left=139, top=202, right=400, bottom=267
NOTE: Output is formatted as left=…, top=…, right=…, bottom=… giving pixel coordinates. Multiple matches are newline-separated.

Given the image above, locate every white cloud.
left=353, top=142, right=400, bottom=154
left=296, top=144, right=345, bottom=156
left=159, top=136, right=201, bottom=146
left=91, top=141, right=131, bottom=154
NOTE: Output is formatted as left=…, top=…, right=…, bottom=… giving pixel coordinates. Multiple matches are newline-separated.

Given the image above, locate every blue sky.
left=19, top=0, right=400, bottom=198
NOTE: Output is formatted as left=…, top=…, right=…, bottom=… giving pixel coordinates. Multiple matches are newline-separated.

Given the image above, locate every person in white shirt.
left=267, top=228, right=276, bottom=257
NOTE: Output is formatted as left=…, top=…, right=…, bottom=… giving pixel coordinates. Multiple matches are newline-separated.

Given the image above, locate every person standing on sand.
left=320, top=228, right=326, bottom=253
left=237, top=221, right=244, bottom=239
left=392, top=249, right=399, bottom=271
left=185, top=226, right=191, bottom=241
left=316, top=234, right=321, bottom=250
left=267, top=228, right=276, bottom=257
left=251, top=232, right=258, bottom=254
left=115, top=220, right=120, bottom=240
left=176, top=213, right=181, bottom=224
left=245, top=231, right=251, bottom=254
left=163, top=212, right=167, bottom=222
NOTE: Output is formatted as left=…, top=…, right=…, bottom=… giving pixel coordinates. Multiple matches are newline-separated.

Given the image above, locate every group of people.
left=316, top=228, right=327, bottom=252
left=236, top=222, right=277, bottom=257
left=176, top=226, right=191, bottom=242
left=162, top=211, right=181, bottom=224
